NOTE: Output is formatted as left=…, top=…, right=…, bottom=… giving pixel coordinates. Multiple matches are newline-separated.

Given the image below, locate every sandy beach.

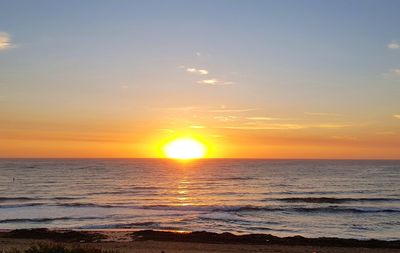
left=2, top=238, right=399, bottom=253
left=0, top=229, right=399, bottom=253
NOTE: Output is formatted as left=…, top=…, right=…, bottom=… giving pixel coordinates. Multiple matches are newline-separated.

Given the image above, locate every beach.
left=0, top=229, right=399, bottom=253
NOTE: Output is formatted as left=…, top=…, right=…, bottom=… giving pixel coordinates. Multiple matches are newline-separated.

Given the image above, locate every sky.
left=0, top=0, right=399, bottom=159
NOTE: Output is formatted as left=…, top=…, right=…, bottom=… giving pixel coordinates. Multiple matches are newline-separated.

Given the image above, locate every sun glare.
left=164, top=138, right=207, bottom=160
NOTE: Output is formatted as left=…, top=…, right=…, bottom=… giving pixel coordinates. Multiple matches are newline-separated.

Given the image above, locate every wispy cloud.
left=152, top=106, right=253, bottom=114
left=394, top=114, right=400, bottom=119
left=246, top=117, right=280, bottom=121
left=213, top=116, right=238, bottom=122
left=151, top=106, right=199, bottom=112
left=198, top=79, right=218, bottom=85
left=222, top=124, right=306, bottom=130
left=197, top=79, right=233, bottom=85
left=190, top=125, right=205, bottom=129
left=391, top=69, right=400, bottom=76
left=221, top=123, right=350, bottom=131
left=315, top=124, right=351, bottom=128
left=209, top=108, right=254, bottom=113
left=382, top=68, right=400, bottom=79
left=388, top=41, right=400, bottom=49
left=0, top=32, right=13, bottom=51
left=186, top=68, right=209, bottom=75
left=182, top=63, right=234, bottom=86
left=305, top=112, right=341, bottom=117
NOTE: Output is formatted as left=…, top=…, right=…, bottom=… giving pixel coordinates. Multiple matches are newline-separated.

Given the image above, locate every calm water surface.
left=0, top=159, right=399, bottom=240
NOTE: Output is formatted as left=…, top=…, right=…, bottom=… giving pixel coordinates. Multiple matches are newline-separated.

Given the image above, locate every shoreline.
left=0, top=228, right=399, bottom=249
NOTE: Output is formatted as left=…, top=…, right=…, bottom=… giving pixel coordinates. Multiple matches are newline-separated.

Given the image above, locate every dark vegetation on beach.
left=1, top=229, right=399, bottom=249
left=0, top=229, right=105, bottom=242
left=131, top=230, right=400, bottom=249
left=1, top=244, right=117, bottom=253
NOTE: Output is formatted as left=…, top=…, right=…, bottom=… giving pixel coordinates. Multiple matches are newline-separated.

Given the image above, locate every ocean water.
left=0, top=159, right=399, bottom=240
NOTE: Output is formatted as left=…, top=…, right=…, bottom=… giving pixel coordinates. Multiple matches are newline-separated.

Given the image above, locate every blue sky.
left=1, top=1, right=399, bottom=158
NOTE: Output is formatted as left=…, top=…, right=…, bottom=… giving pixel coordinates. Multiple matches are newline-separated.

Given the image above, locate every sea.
left=0, top=159, right=399, bottom=240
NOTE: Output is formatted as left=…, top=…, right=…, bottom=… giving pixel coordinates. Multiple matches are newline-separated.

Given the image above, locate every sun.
left=163, top=137, right=207, bottom=160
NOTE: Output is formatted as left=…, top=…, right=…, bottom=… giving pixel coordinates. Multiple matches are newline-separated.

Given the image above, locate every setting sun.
left=163, top=138, right=207, bottom=160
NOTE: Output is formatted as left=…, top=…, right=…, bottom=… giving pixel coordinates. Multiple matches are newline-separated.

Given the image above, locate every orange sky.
left=1, top=106, right=399, bottom=158
left=1, top=2, right=400, bottom=159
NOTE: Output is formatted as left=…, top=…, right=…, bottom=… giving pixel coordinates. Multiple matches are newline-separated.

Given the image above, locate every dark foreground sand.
left=0, top=229, right=399, bottom=253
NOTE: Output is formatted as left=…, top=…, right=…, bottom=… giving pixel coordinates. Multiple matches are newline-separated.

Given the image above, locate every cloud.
left=246, top=117, right=280, bottom=121
left=305, top=112, right=341, bottom=117
left=183, top=64, right=234, bottom=85
left=198, top=79, right=218, bottom=85
left=213, top=116, right=238, bottom=122
left=186, top=68, right=208, bottom=75
left=394, top=114, right=400, bottom=119
left=391, top=69, right=400, bottom=76
left=153, top=106, right=254, bottom=114
left=197, top=79, right=233, bottom=85
left=382, top=68, right=400, bottom=79
left=209, top=108, right=254, bottom=113
left=0, top=32, right=13, bottom=50
left=314, top=124, right=350, bottom=128
left=221, top=123, right=350, bottom=131
left=388, top=41, right=400, bottom=49
left=222, top=124, right=306, bottom=130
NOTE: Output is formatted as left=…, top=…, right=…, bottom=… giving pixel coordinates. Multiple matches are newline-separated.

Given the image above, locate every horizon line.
left=0, top=157, right=399, bottom=161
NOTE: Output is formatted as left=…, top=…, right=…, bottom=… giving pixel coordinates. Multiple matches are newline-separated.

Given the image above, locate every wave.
left=51, top=197, right=81, bottom=200
left=0, top=203, right=45, bottom=208
left=226, top=205, right=400, bottom=214
left=269, top=197, right=400, bottom=204
left=0, top=196, right=81, bottom=202
left=0, top=216, right=102, bottom=223
left=291, top=206, right=400, bottom=214
left=0, top=197, right=37, bottom=202
left=0, top=202, right=126, bottom=209
left=78, top=222, right=179, bottom=230
left=2, top=201, right=399, bottom=214
left=142, top=204, right=400, bottom=214
left=57, top=203, right=119, bottom=208
left=86, top=187, right=161, bottom=196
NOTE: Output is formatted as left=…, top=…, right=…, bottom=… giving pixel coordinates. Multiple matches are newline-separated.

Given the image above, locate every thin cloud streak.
left=221, top=123, right=351, bottom=130
left=0, top=32, right=13, bottom=50
left=151, top=106, right=254, bottom=113
left=186, top=68, right=209, bottom=75
left=305, top=112, right=342, bottom=117
left=198, top=79, right=233, bottom=85
left=388, top=41, right=400, bottom=49
left=391, top=69, right=400, bottom=76
left=209, top=108, right=255, bottom=113
left=246, top=117, right=280, bottom=120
